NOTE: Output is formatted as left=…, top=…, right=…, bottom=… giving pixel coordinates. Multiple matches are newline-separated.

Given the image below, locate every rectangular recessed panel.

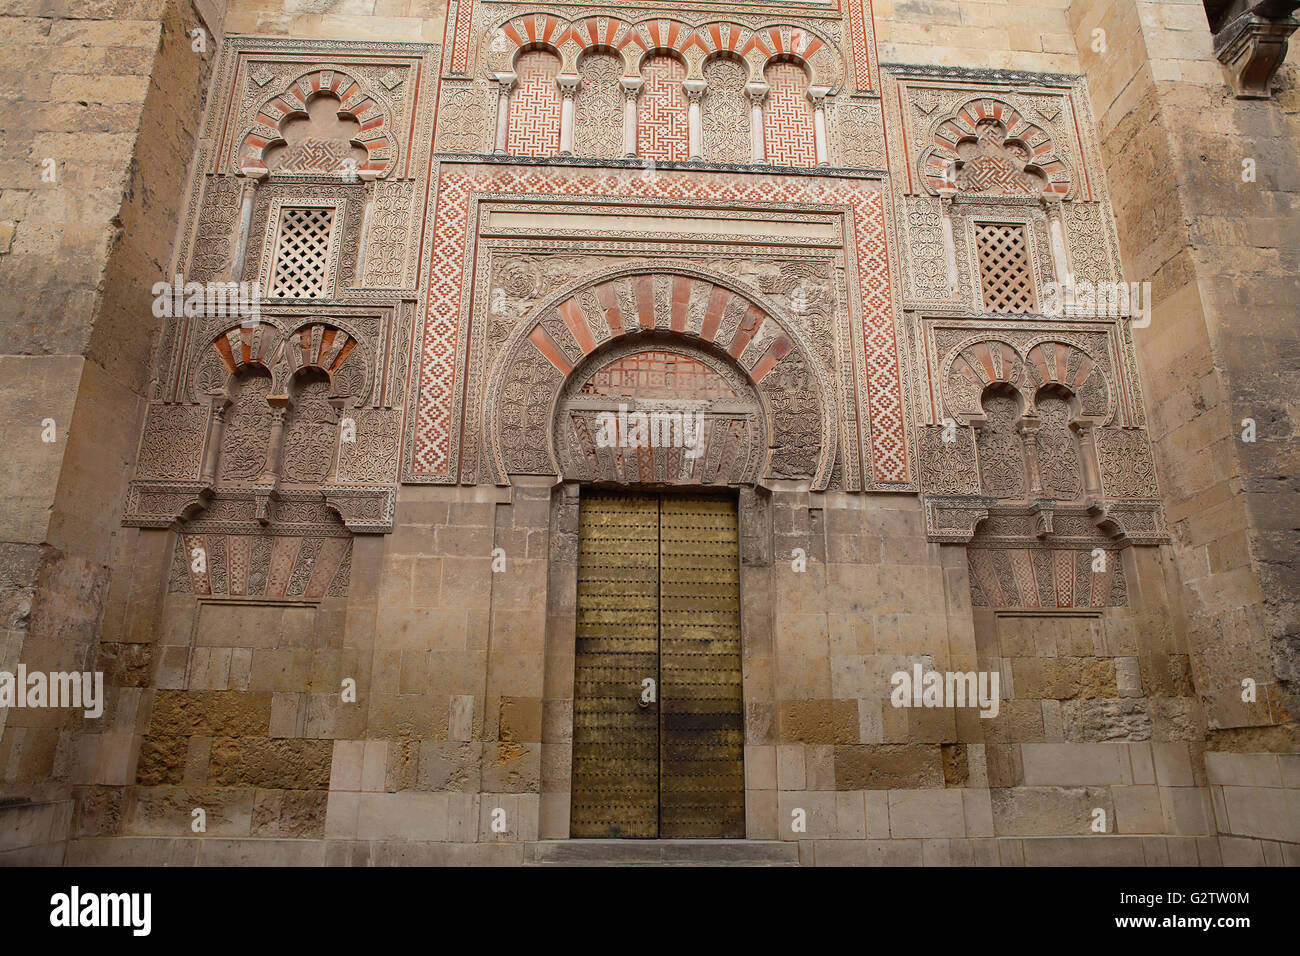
left=658, top=496, right=745, bottom=839
left=571, top=493, right=660, bottom=838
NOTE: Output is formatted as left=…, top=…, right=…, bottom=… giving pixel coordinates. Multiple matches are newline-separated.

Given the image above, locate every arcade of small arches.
left=485, top=15, right=842, bottom=166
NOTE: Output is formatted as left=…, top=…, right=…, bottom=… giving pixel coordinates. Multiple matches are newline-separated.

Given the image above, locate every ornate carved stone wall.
left=882, top=65, right=1167, bottom=569
left=127, top=37, right=437, bottom=544
left=49, top=0, right=1257, bottom=868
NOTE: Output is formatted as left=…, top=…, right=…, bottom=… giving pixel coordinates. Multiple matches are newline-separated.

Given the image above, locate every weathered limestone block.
left=135, top=735, right=189, bottom=786
left=127, top=786, right=255, bottom=837
left=1062, top=698, right=1154, bottom=741
left=778, top=699, right=836, bottom=744
left=207, top=738, right=332, bottom=790
left=1011, top=656, right=1118, bottom=699
left=833, top=744, right=945, bottom=789
left=479, top=740, right=540, bottom=793
left=149, top=690, right=272, bottom=737
left=991, top=786, right=1114, bottom=836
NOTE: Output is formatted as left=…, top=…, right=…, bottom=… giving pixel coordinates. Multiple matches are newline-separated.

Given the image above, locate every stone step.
left=524, top=839, right=801, bottom=866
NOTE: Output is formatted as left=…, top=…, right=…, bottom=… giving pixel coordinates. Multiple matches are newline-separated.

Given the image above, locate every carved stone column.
left=746, top=82, right=769, bottom=164
left=259, top=395, right=293, bottom=486
left=1043, top=194, right=1072, bottom=308
left=937, top=186, right=960, bottom=298
left=492, top=71, right=517, bottom=153
left=684, top=79, right=707, bottom=160
left=231, top=180, right=256, bottom=285
left=809, top=86, right=830, bottom=166
left=1018, top=414, right=1043, bottom=498
left=327, top=397, right=349, bottom=483
left=558, top=74, right=580, bottom=155
left=619, top=77, right=643, bottom=157
left=1072, top=420, right=1104, bottom=499
left=199, top=390, right=232, bottom=485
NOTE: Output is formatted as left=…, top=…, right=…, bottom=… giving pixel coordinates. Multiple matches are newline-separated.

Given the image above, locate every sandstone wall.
left=1067, top=0, right=1298, bottom=755
left=0, top=0, right=224, bottom=814
left=2, top=0, right=1295, bottom=865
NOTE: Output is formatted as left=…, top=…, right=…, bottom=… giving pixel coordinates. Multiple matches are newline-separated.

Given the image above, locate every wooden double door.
left=570, top=491, right=745, bottom=839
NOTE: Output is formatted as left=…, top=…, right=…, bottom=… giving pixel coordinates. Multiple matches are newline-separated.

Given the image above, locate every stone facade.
left=0, top=0, right=1295, bottom=866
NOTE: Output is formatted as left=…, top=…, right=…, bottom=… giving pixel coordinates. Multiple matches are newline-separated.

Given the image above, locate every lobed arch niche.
left=481, top=266, right=836, bottom=490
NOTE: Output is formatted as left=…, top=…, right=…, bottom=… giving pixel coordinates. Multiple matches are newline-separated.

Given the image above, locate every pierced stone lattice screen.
left=269, top=207, right=335, bottom=299
left=975, top=222, right=1036, bottom=313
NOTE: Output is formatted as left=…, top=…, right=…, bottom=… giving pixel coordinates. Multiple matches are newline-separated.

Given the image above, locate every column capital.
left=557, top=73, right=581, bottom=98
left=620, top=76, right=644, bottom=98
left=807, top=85, right=832, bottom=105
left=745, top=81, right=770, bottom=106
left=493, top=71, right=518, bottom=92
left=204, top=389, right=233, bottom=416
left=683, top=78, right=708, bottom=103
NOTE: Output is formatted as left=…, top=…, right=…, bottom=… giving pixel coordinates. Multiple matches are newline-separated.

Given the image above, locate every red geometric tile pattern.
left=507, top=50, right=562, bottom=157
left=448, top=0, right=473, bottom=73
left=580, top=351, right=739, bottom=401
left=413, top=167, right=906, bottom=484
left=845, top=0, right=874, bottom=91
left=763, top=61, right=817, bottom=168
left=637, top=55, right=688, bottom=163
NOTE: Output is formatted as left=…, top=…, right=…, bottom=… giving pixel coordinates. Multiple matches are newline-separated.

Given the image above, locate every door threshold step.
left=524, top=839, right=800, bottom=866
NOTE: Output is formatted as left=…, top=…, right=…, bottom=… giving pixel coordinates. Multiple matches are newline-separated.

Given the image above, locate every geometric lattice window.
left=269, top=207, right=335, bottom=299
left=975, top=222, right=1036, bottom=313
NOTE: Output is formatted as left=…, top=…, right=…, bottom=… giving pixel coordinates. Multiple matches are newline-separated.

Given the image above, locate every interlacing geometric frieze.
left=220, top=371, right=275, bottom=483
left=637, top=55, right=689, bottom=163
left=1097, top=427, right=1161, bottom=499
left=976, top=390, right=1026, bottom=500
left=701, top=56, right=750, bottom=165
left=282, top=373, right=337, bottom=484
left=967, top=545, right=1127, bottom=608
left=507, top=49, right=562, bottom=156
left=1035, top=393, right=1083, bottom=501
left=364, top=181, right=416, bottom=287
left=763, top=60, right=817, bottom=168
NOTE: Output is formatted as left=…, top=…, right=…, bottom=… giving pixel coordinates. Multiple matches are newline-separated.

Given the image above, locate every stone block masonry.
left=0, top=0, right=1295, bottom=866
